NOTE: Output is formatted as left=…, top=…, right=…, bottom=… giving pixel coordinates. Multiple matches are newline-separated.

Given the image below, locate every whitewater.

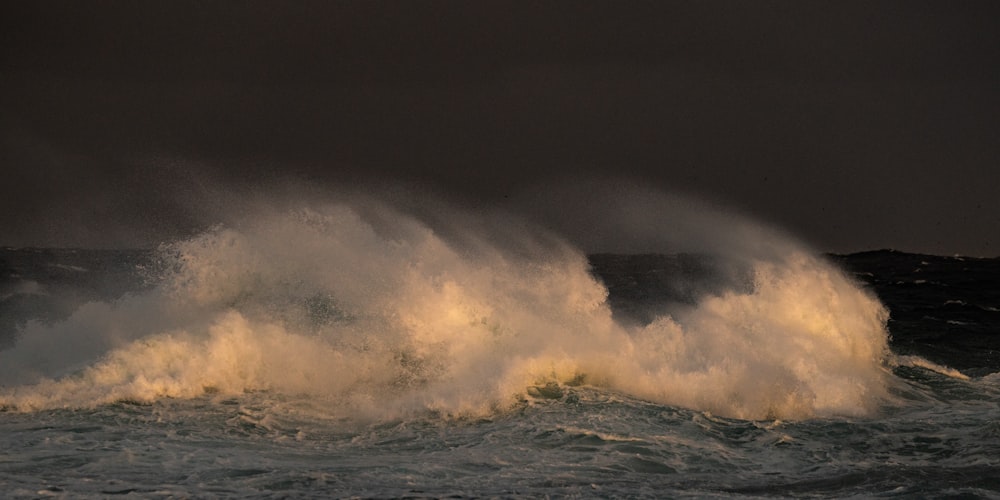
left=1, top=196, right=998, bottom=497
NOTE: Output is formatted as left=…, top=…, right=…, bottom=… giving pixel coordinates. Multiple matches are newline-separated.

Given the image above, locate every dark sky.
left=2, top=1, right=999, bottom=255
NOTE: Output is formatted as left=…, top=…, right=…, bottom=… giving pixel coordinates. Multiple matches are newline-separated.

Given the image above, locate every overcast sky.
left=2, top=1, right=999, bottom=255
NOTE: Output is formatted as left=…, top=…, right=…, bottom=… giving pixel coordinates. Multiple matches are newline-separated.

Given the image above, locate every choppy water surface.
left=3, top=375, right=999, bottom=498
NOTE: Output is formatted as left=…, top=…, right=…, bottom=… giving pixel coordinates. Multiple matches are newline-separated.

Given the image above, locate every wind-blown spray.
left=0, top=196, right=892, bottom=420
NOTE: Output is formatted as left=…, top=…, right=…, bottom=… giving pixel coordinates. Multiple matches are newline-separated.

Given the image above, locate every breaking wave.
left=0, top=200, right=894, bottom=420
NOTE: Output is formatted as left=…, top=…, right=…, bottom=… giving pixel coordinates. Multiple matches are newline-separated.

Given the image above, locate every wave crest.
left=0, top=203, right=892, bottom=420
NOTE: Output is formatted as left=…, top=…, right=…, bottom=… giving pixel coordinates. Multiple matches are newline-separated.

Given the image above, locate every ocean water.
left=1, top=205, right=999, bottom=498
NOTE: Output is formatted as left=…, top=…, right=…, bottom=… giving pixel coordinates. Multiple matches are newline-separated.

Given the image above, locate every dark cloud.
left=2, top=1, right=999, bottom=254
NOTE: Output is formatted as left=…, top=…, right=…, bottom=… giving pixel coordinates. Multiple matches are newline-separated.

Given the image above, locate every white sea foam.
left=0, top=199, right=893, bottom=420
left=893, top=355, right=971, bottom=380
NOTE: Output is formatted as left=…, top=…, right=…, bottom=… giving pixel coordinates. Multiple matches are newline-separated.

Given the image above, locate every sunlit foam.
left=0, top=201, right=893, bottom=420
left=892, top=355, right=971, bottom=380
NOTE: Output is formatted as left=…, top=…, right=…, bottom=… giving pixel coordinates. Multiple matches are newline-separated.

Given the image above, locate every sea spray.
left=620, top=251, right=892, bottom=419
left=0, top=202, right=893, bottom=419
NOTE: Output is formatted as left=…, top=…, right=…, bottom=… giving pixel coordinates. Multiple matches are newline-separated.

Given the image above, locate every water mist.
left=0, top=188, right=894, bottom=420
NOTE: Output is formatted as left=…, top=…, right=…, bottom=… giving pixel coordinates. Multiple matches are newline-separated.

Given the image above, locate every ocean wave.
left=1, top=202, right=893, bottom=420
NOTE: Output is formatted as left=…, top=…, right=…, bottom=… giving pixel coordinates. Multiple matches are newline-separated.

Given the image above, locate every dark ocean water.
left=1, top=229, right=999, bottom=498
left=832, top=251, right=1000, bottom=377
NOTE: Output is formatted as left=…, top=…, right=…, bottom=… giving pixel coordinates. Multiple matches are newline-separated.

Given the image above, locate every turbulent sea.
left=1, top=207, right=999, bottom=498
